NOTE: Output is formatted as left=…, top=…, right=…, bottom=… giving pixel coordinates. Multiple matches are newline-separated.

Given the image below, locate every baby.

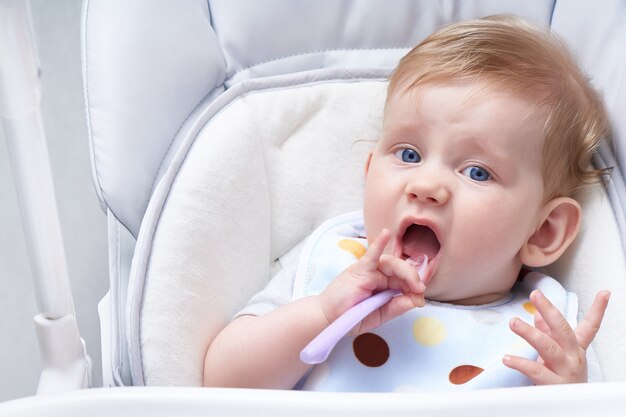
left=203, top=15, right=611, bottom=391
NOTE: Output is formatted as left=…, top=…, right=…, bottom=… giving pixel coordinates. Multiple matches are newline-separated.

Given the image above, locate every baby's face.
left=364, top=80, right=547, bottom=305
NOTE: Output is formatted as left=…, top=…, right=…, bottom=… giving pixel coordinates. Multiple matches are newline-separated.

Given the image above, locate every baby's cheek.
left=462, top=204, right=529, bottom=249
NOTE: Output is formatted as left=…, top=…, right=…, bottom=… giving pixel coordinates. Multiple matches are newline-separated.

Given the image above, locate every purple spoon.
left=300, top=254, right=428, bottom=364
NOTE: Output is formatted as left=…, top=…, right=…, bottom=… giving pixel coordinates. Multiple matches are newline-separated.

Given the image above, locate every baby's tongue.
left=403, top=225, right=439, bottom=261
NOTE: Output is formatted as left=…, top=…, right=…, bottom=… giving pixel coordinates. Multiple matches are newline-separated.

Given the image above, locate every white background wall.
left=0, top=0, right=109, bottom=401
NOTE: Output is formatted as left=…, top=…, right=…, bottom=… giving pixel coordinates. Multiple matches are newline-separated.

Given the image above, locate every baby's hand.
left=503, top=289, right=610, bottom=384
left=317, top=228, right=426, bottom=334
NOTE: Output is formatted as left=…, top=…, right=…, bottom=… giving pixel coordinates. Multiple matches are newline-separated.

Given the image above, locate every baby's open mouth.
left=401, top=224, right=441, bottom=262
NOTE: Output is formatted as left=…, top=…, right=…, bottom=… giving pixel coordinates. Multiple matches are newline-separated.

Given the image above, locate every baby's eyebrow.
left=382, top=122, right=421, bottom=137
left=457, top=135, right=507, bottom=161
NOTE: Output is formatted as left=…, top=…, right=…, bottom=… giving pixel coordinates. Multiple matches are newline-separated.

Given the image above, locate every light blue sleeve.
left=234, top=243, right=303, bottom=318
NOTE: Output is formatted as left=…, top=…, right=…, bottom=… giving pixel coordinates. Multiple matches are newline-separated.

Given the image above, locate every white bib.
left=294, top=212, right=578, bottom=392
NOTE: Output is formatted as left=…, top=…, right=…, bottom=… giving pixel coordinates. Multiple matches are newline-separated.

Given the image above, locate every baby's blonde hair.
left=387, top=15, right=611, bottom=199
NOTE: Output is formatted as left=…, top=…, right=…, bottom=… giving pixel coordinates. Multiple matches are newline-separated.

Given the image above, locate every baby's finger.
left=575, top=290, right=610, bottom=350
left=358, top=294, right=424, bottom=333
left=534, top=312, right=551, bottom=336
left=509, top=317, right=566, bottom=368
left=502, top=355, right=559, bottom=385
left=377, top=255, right=426, bottom=293
left=360, top=229, right=391, bottom=269
left=382, top=294, right=425, bottom=319
left=529, top=290, right=578, bottom=352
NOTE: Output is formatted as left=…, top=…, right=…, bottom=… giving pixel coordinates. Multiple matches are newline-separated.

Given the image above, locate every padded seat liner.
left=128, top=74, right=626, bottom=386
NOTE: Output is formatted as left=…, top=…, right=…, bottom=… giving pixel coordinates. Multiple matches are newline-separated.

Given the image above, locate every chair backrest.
left=83, top=0, right=571, bottom=237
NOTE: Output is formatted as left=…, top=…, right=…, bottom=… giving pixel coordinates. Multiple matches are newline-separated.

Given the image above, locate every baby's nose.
left=405, top=173, right=450, bottom=205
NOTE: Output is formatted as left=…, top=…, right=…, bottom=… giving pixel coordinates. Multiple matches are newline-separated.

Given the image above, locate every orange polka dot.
left=449, top=365, right=484, bottom=385
left=523, top=302, right=537, bottom=315
left=338, top=239, right=367, bottom=259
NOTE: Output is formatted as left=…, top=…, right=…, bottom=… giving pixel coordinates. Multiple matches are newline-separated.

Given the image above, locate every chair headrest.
left=82, top=0, right=557, bottom=235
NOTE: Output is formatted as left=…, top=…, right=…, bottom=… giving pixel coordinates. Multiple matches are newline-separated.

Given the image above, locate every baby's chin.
left=423, top=279, right=474, bottom=304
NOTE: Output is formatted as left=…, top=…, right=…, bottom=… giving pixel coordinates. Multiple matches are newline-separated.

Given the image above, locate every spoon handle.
left=300, top=254, right=429, bottom=364
left=300, top=289, right=401, bottom=364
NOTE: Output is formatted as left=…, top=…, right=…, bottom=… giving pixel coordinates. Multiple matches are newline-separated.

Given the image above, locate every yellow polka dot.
left=523, top=302, right=537, bottom=315
left=413, top=317, right=446, bottom=347
left=338, top=239, right=367, bottom=259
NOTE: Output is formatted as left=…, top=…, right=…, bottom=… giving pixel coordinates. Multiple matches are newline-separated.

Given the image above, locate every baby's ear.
left=520, top=197, right=582, bottom=267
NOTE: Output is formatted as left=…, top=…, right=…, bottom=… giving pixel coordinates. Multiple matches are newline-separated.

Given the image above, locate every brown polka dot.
left=353, top=333, right=390, bottom=367
left=449, top=365, right=484, bottom=385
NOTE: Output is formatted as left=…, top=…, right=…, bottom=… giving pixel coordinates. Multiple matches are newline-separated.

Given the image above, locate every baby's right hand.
left=317, top=228, right=426, bottom=334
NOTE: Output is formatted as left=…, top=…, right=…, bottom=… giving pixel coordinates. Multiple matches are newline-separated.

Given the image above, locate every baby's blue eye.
left=462, top=166, right=491, bottom=182
left=395, top=148, right=422, bottom=164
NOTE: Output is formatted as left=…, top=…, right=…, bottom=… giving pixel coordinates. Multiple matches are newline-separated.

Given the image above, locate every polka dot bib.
left=293, top=211, right=578, bottom=392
